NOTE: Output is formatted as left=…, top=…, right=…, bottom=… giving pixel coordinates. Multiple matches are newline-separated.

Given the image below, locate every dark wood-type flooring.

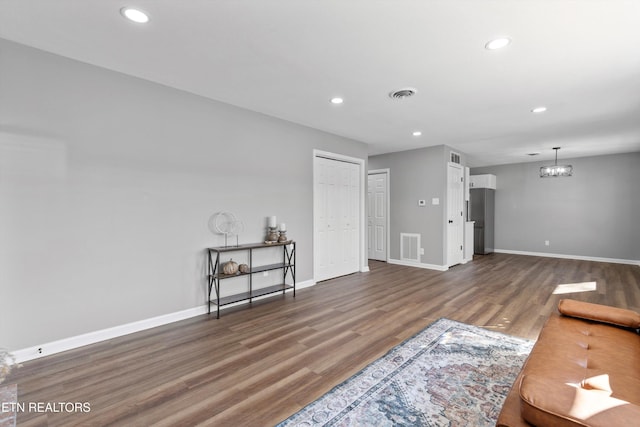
left=7, top=253, right=640, bottom=426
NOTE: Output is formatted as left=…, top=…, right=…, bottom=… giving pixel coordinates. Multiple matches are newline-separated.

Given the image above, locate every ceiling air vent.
left=389, top=88, right=417, bottom=100
left=450, top=152, right=461, bottom=164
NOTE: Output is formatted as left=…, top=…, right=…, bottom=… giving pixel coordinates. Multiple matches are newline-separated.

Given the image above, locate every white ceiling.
left=1, top=0, right=640, bottom=166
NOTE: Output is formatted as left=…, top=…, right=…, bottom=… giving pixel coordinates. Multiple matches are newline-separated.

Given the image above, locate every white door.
left=447, top=163, right=464, bottom=267
left=315, top=156, right=360, bottom=281
left=367, top=171, right=388, bottom=261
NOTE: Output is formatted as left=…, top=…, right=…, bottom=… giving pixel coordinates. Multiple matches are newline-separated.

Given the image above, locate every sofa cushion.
left=520, top=374, right=640, bottom=427
left=558, top=299, right=640, bottom=329
left=517, top=310, right=640, bottom=426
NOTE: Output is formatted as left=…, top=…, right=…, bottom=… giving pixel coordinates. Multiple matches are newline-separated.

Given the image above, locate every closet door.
left=368, top=171, right=388, bottom=261
left=315, top=156, right=360, bottom=282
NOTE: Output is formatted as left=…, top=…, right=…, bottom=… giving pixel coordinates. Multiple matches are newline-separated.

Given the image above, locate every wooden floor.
left=8, top=253, right=640, bottom=426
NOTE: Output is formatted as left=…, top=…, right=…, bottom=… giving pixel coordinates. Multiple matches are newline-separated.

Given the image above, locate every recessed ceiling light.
left=412, top=131, right=422, bottom=136
left=531, top=106, right=547, bottom=113
left=120, top=7, right=150, bottom=23
left=330, top=97, right=344, bottom=105
left=528, top=152, right=540, bottom=156
left=485, top=38, right=511, bottom=50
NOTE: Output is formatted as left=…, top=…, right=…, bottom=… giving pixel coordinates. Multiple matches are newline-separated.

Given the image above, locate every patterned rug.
left=277, top=318, right=533, bottom=427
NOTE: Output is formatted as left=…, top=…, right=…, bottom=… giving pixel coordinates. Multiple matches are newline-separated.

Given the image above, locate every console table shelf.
left=207, top=241, right=295, bottom=318
left=215, top=284, right=295, bottom=307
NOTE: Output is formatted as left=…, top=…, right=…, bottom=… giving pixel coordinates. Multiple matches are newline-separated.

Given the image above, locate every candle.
left=268, top=216, right=276, bottom=228
left=279, top=223, right=286, bottom=232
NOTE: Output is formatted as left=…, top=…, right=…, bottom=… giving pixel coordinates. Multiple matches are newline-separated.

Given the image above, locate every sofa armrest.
left=558, top=299, right=640, bottom=329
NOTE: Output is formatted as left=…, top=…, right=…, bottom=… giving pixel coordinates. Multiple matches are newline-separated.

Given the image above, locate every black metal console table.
left=207, top=241, right=295, bottom=318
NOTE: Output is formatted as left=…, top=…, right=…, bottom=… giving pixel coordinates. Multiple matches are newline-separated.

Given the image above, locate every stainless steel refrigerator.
left=470, top=188, right=495, bottom=254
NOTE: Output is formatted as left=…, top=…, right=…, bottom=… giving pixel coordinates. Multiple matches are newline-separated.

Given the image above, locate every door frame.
left=313, top=149, right=368, bottom=283
left=367, top=169, right=390, bottom=262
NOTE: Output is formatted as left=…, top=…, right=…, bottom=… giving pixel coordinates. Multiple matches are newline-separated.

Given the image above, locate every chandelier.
left=540, top=147, right=573, bottom=178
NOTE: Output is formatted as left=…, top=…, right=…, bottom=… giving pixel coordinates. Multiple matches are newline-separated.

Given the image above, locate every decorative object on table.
left=265, top=215, right=278, bottom=243
left=0, top=348, right=20, bottom=427
left=277, top=222, right=288, bottom=243
left=208, top=211, right=244, bottom=247
left=238, top=263, right=250, bottom=274
left=0, top=348, right=19, bottom=385
left=222, top=259, right=239, bottom=275
left=276, top=318, right=533, bottom=427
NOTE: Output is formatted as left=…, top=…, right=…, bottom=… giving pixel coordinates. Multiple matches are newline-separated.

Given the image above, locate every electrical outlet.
left=545, top=240, right=550, bottom=246
left=420, top=248, right=425, bottom=255
left=263, top=271, right=269, bottom=277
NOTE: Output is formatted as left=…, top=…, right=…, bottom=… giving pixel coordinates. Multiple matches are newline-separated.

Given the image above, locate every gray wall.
left=472, top=152, right=640, bottom=261
left=369, top=145, right=465, bottom=266
left=0, top=39, right=368, bottom=350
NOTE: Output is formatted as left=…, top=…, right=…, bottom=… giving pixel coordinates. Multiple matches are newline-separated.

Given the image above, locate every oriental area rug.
left=277, top=318, right=533, bottom=427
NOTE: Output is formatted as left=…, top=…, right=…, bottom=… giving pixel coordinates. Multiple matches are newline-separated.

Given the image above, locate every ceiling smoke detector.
left=388, top=88, right=417, bottom=100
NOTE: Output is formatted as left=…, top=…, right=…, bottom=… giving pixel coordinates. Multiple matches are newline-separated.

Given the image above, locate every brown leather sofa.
left=497, top=299, right=640, bottom=426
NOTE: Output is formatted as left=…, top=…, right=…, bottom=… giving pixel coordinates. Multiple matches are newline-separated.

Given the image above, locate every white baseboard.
left=12, top=279, right=315, bottom=363
left=295, top=279, right=316, bottom=289
left=388, top=258, right=449, bottom=272
left=12, top=305, right=207, bottom=363
left=494, top=249, right=640, bottom=266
